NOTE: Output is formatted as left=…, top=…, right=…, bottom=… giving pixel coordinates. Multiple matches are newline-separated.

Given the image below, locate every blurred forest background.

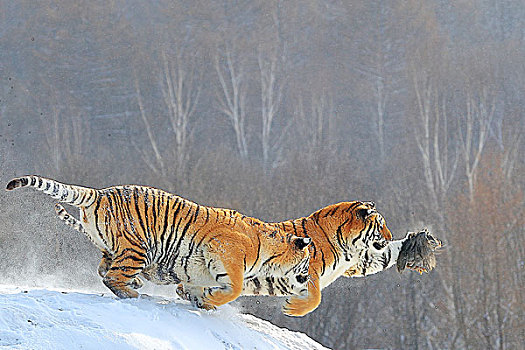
left=1, top=1, right=523, bottom=349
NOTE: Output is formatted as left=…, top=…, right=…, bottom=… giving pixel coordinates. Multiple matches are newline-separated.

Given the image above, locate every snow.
left=0, top=285, right=327, bottom=350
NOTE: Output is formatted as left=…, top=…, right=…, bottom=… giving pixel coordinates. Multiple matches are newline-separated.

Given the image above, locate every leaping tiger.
left=247, top=201, right=439, bottom=316
left=6, top=175, right=312, bottom=312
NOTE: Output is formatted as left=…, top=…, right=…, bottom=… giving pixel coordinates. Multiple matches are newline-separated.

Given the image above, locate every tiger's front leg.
left=201, top=245, right=244, bottom=308
left=282, top=271, right=321, bottom=317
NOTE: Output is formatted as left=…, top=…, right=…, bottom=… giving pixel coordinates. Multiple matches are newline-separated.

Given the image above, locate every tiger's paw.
left=129, top=277, right=144, bottom=289
left=190, top=295, right=216, bottom=311
left=176, top=284, right=190, bottom=301
left=282, top=295, right=319, bottom=317
left=397, top=229, right=442, bottom=274
left=176, top=284, right=217, bottom=311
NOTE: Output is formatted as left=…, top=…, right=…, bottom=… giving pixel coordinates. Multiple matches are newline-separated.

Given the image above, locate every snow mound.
left=0, top=286, right=327, bottom=350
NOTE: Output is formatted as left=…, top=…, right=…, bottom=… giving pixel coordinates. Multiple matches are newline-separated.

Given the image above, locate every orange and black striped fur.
left=260, top=201, right=404, bottom=316
left=6, top=175, right=311, bottom=312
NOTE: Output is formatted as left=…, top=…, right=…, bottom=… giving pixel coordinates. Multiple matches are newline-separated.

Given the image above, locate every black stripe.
left=44, top=181, right=51, bottom=191
left=115, top=188, right=138, bottom=242
left=78, top=191, right=87, bottom=205
left=143, top=190, right=152, bottom=245
left=20, top=177, right=29, bottom=186
left=156, top=191, right=163, bottom=231
left=85, top=190, right=95, bottom=205
left=114, top=247, right=147, bottom=260
left=215, top=273, right=227, bottom=282
left=109, top=265, right=143, bottom=271
left=261, top=251, right=285, bottom=267
left=328, top=206, right=339, bottom=216
left=115, top=254, right=146, bottom=264
left=164, top=212, right=186, bottom=266
left=193, top=205, right=200, bottom=223
left=93, top=196, right=107, bottom=249
left=115, top=189, right=145, bottom=250
left=276, top=278, right=291, bottom=295
left=301, top=218, right=308, bottom=236
left=247, top=233, right=261, bottom=274
left=291, top=221, right=298, bottom=236
left=184, top=205, right=193, bottom=220
left=171, top=217, right=192, bottom=263
left=59, top=189, right=69, bottom=201
left=151, top=190, right=158, bottom=233
left=352, top=227, right=365, bottom=245
left=52, top=183, right=59, bottom=196
left=133, top=189, right=148, bottom=240
left=158, top=194, right=172, bottom=253
left=30, top=176, right=36, bottom=186
left=265, top=277, right=275, bottom=296
left=336, top=219, right=349, bottom=250
left=71, top=188, right=79, bottom=204
left=382, top=249, right=391, bottom=269
left=313, top=216, right=339, bottom=265
left=252, top=278, right=261, bottom=294
left=362, top=250, right=369, bottom=275
left=37, top=177, right=43, bottom=188
left=346, top=202, right=362, bottom=212
left=105, top=191, right=119, bottom=249
left=162, top=200, right=184, bottom=263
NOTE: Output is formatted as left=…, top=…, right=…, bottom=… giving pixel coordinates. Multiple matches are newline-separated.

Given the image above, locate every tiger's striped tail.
left=6, top=175, right=98, bottom=207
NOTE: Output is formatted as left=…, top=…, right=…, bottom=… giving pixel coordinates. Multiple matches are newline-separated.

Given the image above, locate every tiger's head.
left=353, top=201, right=392, bottom=242
left=260, top=232, right=312, bottom=296
left=314, top=201, right=392, bottom=253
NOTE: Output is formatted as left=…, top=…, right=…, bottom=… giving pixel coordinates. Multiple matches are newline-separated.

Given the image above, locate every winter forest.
left=0, top=1, right=523, bottom=349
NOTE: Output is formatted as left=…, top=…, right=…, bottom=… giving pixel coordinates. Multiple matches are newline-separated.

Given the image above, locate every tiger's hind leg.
left=98, top=252, right=144, bottom=289
left=55, top=203, right=107, bottom=253
left=176, top=284, right=216, bottom=311
left=103, top=249, right=147, bottom=299
left=55, top=204, right=144, bottom=290
left=55, top=203, right=87, bottom=235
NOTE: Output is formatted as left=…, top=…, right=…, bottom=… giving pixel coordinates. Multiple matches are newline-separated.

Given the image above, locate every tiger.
left=6, top=175, right=312, bottom=312
left=239, top=201, right=433, bottom=316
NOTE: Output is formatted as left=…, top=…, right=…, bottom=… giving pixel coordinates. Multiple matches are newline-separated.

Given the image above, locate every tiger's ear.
left=293, top=236, right=311, bottom=250
left=357, top=208, right=374, bottom=220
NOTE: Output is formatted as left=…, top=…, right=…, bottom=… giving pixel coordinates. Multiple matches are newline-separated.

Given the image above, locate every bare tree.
left=411, top=71, right=459, bottom=214
left=160, top=50, right=201, bottom=178
left=132, top=48, right=201, bottom=186
left=293, top=89, right=334, bottom=173
left=409, top=59, right=467, bottom=348
left=133, top=73, right=166, bottom=178
left=458, top=86, right=496, bottom=202
left=37, top=78, right=89, bottom=174
left=258, top=49, right=288, bottom=168
left=349, top=1, right=404, bottom=163
left=215, top=45, right=248, bottom=159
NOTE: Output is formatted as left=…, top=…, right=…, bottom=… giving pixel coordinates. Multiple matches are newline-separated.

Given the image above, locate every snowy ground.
left=0, top=285, right=327, bottom=350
